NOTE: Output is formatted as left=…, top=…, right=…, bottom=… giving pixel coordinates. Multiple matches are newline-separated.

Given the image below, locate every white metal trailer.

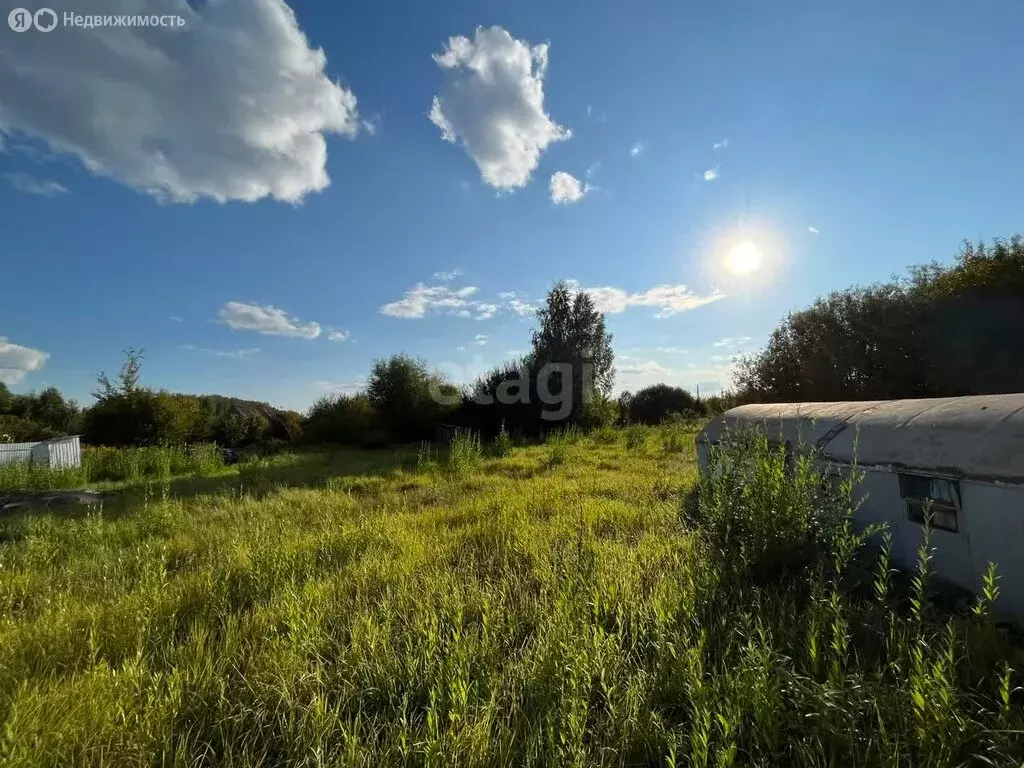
left=697, top=394, right=1024, bottom=618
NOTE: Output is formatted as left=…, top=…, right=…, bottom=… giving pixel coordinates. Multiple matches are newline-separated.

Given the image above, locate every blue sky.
left=2, top=0, right=1022, bottom=411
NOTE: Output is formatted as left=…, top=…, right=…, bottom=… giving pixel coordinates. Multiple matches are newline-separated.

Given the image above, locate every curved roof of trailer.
left=698, top=394, right=1024, bottom=484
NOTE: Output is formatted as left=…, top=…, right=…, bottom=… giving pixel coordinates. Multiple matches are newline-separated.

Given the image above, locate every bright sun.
left=724, top=240, right=764, bottom=275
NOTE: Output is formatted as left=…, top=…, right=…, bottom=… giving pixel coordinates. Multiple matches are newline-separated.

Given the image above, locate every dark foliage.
left=530, top=281, right=615, bottom=422
left=81, top=350, right=302, bottom=447
left=736, top=236, right=1024, bottom=402
left=366, top=354, right=457, bottom=444
left=621, top=383, right=703, bottom=425
left=0, top=382, right=81, bottom=442
left=304, top=393, right=377, bottom=445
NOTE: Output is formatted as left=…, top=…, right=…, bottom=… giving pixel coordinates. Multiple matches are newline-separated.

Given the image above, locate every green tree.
left=529, top=281, right=615, bottom=424
left=27, top=386, right=80, bottom=434
left=84, top=350, right=181, bottom=446
left=735, top=235, right=1024, bottom=402
left=367, top=354, right=456, bottom=443
left=623, top=384, right=703, bottom=425
left=304, top=393, right=376, bottom=444
left=0, top=382, right=13, bottom=415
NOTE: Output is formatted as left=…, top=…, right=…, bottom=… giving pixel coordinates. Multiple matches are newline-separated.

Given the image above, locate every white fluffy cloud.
left=498, top=291, right=538, bottom=318
left=713, top=336, right=752, bottom=347
left=0, top=0, right=360, bottom=203
left=380, top=284, right=489, bottom=319
left=3, top=173, right=67, bottom=196
left=549, top=171, right=587, bottom=204
left=619, top=360, right=669, bottom=376
left=474, top=304, right=499, bottom=320
left=433, top=270, right=462, bottom=281
left=429, top=26, right=570, bottom=190
left=713, top=138, right=729, bottom=150
left=218, top=302, right=321, bottom=338
left=383, top=282, right=543, bottom=321
left=327, top=330, right=350, bottom=342
left=181, top=344, right=260, bottom=360
left=0, top=337, right=49, bottom=384
left=629, top=141, right=646, bottom=157
left=703, top=167, right=719, bottom=181
left=808, top=226, right=820, bottom=235
left=577, top=284, right=725, bottom=319
left=313, top=378, right=365, bottom=394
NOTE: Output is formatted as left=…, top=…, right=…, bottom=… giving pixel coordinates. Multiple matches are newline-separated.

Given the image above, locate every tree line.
left=735, top=235, right=1024, bottom=402
left=0, top=350, right=303, bottom=448
left=7, top=234, right=1016, bottom=448
left=304, top=281, right=716, bottom=446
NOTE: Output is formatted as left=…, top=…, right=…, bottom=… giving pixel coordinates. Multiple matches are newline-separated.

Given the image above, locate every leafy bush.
left=444, top=429, right=482, bottom=476
left=579, top=395, right=619, bottom=431
left=623, top=424, right=650, bottom=452
left=543, top=429, right=577, bottom=468
left=0, top=415, right=59, bottom=443
left=489, top=423, right=513, bottom=458
left=303, top=393, right=376, bottom=445
left=661, top=428, right=688, bottom=454
left=590, top=424, right=618, bottom=444
left=416, top=441, right=437, bottom=473
left=546, top=442, right=569, bottom=467
left=692, top=426, right=861, bottom=579
left=368, top=354, right=457, bottom=443
left=622, top=384, right=703, bottom=425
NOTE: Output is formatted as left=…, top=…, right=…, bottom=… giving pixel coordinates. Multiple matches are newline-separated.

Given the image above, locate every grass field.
left=0, top=426, right=1021, bottom=766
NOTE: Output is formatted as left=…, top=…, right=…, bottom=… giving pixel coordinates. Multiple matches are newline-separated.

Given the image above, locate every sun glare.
left=724, top=240, right=763, bottom=275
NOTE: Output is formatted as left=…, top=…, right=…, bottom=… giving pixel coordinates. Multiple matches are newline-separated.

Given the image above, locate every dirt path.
left=0, top=490, right=107, bottom=513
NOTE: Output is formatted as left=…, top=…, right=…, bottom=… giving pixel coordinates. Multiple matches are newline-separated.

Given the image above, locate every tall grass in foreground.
left=0, top=426, right=1019, bottom=766
left=416, top=430, right=483, bottom=477
left=445, top=429, right=482, bottom=475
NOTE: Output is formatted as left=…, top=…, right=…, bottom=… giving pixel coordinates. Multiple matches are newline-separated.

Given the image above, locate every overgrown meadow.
left=0, top=425, right=1021, bottom=766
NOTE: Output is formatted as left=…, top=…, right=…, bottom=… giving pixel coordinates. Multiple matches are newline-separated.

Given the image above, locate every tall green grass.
left=0, top=462, right=86, bottom=492
left=84, top=443, right=224, bottom=482
left=0, top=444, right=225, bottom=492
left=0, top=425, right=1019, bottom=766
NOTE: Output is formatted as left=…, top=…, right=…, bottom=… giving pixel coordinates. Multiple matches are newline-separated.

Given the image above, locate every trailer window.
left=899, top=474, right=959, bottom=533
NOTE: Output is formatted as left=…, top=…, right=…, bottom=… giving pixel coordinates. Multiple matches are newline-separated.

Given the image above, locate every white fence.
left=0, top=437, right=82, bottom=469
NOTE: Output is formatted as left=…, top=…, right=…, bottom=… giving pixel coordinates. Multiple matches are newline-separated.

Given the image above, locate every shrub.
left=623, top=384, right=703, bottom=425
left=304, top=393, right=376, bottom=445
left=489, top=423, right=513, bottom=458
left=0, top=415, right=59, bottom=443
left=368, top=354, right=457, bottom=443
left=661, top=428, right=688, bottom=453
left=416, top=441, right=437, bottom=473
left=590, top=424, right=618, bottom=444
left=543, top=429, right=577, bottom=468
left=444, top=429, right=482, bottom=476
left=579, top=395, right=619, bottom=432
left=546, top=442, right=569, bottom=468
left=624, top=424, right=650, bottom=452
left=691, top=426, right=862, bottom=579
